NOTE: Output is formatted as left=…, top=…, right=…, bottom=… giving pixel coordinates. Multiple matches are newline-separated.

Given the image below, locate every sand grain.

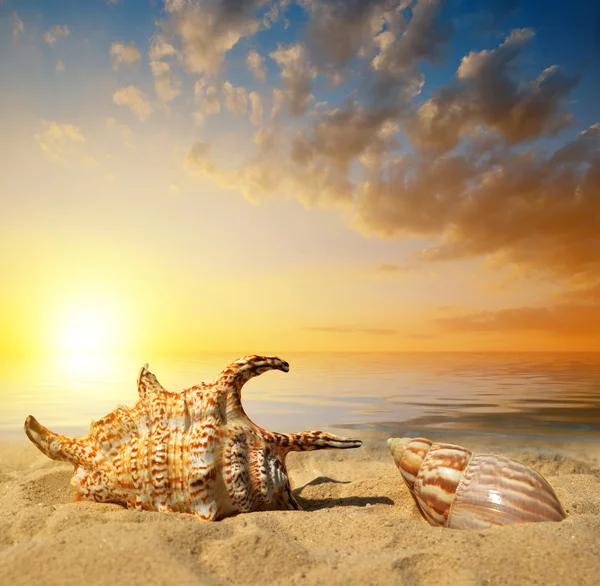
left=1, top=436, right=599, bottom=585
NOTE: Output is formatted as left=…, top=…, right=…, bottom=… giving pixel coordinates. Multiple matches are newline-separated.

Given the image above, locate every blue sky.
left=3, top=1, right=598, bottom=140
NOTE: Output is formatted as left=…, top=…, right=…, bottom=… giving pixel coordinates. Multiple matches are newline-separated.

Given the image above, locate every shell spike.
left=216, top=355, right=290, bottom=414
left=24, top=415, right=89, bottom=466
left=220, top=355, right=289, bottom=384
left=277, top=430, right=362, bottom=453
left=137, top=363, right=167, bottom=398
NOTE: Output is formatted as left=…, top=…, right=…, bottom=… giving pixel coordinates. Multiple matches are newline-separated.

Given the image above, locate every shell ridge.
left=186, top=419, right=222, bottom=520
left=149, top=391, right=171, bottom=510
left=447, top=453, right=566, bottom=528
left=224, top=431, right=255, bottom=513
left=414, top=442, right=472, bottom=527
left=446, top=446, right=474, bottom=527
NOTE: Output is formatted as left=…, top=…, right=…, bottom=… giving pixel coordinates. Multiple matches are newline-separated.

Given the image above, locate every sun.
left=53, top=299, right=125, bottom=354
left=61, top=309, right=112, bottom=352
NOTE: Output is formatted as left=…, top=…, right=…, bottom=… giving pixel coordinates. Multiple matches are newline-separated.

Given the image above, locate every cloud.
left=184, top=141, right=217, bottom=177
left=179, top=3, right=597, bottom=296
left=293, top=100, right=399, bottom=172
left=270, top=43, right=317, bottom=116
left=436, top=303, right=600, bottom=337
left=12, top=12, right=24, bottom=42
left=349, top=124, right=600, bottom=288
left=55, top=60, right=65, bottom=73
left=113, top=86, right=152, bottom=121
left=162, top=0, right=270, bottom=75
left=374, top=263, right=413, bottom=276
left=302, top=0, right=391, bottom=69
left=187, top=115, right=600, bottom=287
left=304, top=325, right=397, bottom=335
left=270, top=87, right=285, bottom=120
left=150, top=62, right=181, bottom=102
left=405, top=29, right=578, bottom=153
left=34, top=120, right=84, bottom=160
left=193, top=81, right=221, bottom=124
left=149, top=35, right=178, bottom=61
left=370, top=0, right=452, bottom=78
left=262, top=1, right=285, bottom=28
left=411, top=125, right=600, bottom=281
left=110, top=42, right=141, bottom=70
left=148, top=36, right=181, bottom=102
left=249, top=92, right=264, bottom=126
left=185, top=98, right=395, bottom=205
left=222, top=81, right=248, bottom=116
left=43, top=25, right=70, bottom=47
left=247, top=50, right=267, bottom=81
left=300, top=0, right=450, bottom=95
left=205, top=99, right=400, bottom=203
left=557, top=283, right=600, bottom=303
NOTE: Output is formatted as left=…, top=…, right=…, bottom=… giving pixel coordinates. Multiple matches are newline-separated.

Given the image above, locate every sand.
left=1, top=431, right=599, bottom=586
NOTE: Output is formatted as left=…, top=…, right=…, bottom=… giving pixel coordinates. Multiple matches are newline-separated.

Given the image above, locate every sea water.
left=1, top=352, right=599, bottom=441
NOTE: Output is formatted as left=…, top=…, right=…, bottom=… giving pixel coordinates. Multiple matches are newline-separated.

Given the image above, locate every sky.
left=1, top=0, right=599, bottom=357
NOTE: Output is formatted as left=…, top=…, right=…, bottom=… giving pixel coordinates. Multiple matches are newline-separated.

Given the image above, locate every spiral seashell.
left=388, top=437, right=566, bottom=529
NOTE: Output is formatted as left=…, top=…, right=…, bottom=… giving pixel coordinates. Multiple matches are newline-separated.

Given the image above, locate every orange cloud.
left=113, top=86, right=152, bottom=121
left=161, top=0, right=270, bottom=75
left=43, top=24, right=70, bottom=47
left=34, top=120, right=85, bottom=161
left=304, top=325, right=397, bottom=336
left=110, top=41, right=141, bottom=70
left=176, top=5, right=596, bottom=308
left=436, top=303, right=600, bottom=337
left=558, top=284, right=600, bottom=303
left=405, top=29, right=576, bottom=153
left=246, top=49, right=266, bottom=81
left=270, top=43, right=317, bottom=117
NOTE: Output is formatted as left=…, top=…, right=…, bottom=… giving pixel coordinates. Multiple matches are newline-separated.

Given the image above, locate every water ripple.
left=1, top=352, right=599, bottom=440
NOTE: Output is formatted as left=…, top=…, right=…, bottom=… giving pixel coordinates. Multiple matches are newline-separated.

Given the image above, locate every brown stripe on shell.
left=467, top=456, right=565, bottom=517
left=413, top=443, right=472, bottom=527
left=448, top=454, right=566, bottom=529
left=397, top=438, right=432, bottom=492
left=407, top=438, right=433, bottom=459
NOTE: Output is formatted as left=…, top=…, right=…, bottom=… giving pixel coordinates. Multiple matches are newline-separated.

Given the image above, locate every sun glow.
left=53, top=298, right=127, bottom=355
left=60, top=310, right=112, bottom=352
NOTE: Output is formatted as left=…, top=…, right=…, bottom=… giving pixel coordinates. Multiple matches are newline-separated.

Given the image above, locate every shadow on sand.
left=293, top=476, right=394, bottom=511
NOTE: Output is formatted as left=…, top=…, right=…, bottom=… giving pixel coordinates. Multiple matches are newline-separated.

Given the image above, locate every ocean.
left=2, top=352, right=600, bottom=442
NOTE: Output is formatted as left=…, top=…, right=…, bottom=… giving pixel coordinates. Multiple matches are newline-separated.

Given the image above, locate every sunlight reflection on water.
left=1, top=352, right=599, bottom=440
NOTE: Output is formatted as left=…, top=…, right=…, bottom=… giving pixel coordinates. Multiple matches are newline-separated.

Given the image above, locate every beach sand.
left=1, top=432, right=599, bottom=586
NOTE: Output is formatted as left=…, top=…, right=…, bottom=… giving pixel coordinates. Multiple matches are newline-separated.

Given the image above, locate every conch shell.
left=388, top=437, right=566, bottom=529
left=24, top=355, right=362, bottom=521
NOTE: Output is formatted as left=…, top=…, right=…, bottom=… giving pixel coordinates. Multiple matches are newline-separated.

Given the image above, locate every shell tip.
left=138, top=363, right=149, bottom=380
left=387, top=437, right=411, bottom=450
left=387, top=437, right=412, bottom=462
